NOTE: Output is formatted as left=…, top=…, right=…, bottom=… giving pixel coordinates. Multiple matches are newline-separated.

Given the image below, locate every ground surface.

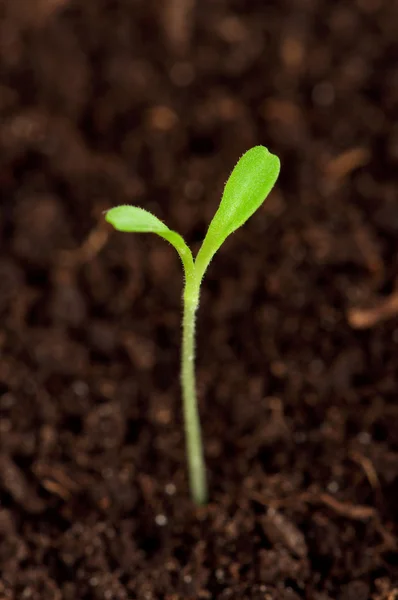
left=0, top=0, right=398, bottom=598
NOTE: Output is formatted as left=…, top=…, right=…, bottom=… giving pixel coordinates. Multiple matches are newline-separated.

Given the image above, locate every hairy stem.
left=181, top=279, right=207, bottom=505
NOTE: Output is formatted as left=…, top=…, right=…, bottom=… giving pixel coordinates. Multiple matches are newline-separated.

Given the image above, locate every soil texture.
left=0, top=0, right=398, bottom=598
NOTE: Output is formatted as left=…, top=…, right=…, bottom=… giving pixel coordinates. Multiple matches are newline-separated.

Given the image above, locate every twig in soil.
left=352, top=222, right=384, bottom=284
left=6, top=0, right=69, bottom=27
left=32, top=462, right=80, bottom=501
left=315, top=492, right=376, bottom=520
left=104, top=146, right=280, bottom=504
left=0, top=454, right=45, bottom=513
left=251, top=489, right=376, bottom=520
left=349, top=451, right=381, bottom=492
left=252, top=488, right=396, bottom=556
left=59, top=219, right=109, bottom=268
left=261, top=508, right=308, bottom=558
left=37, top=0, right=70, bottom=22
left=324, top=147, right=370, bottom=181
left=76, top=222, right=109, bottom=263
left=159, top=0, right=196, bottom=54
left=347, top=289, right=398, bottom=329
left=311, top=494, right=396, bottom=550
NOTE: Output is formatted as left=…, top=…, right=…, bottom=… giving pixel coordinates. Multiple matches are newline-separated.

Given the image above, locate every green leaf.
left=195, top=146, right=280, bottom=278
left=105, top=205, right=194, bottom=275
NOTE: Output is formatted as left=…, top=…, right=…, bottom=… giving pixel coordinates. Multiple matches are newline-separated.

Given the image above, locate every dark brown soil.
left=1, top=0, right=398, bottom=598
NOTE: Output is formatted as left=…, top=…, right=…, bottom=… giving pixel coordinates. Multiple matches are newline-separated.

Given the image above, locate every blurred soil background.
left=0, top=0, right=398, bottom=598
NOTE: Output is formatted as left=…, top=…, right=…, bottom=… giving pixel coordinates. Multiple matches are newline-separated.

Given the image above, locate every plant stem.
left=181, top=278, right=207, bottom=505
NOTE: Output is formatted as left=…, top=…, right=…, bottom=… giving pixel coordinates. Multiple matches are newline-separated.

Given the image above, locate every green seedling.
left=105, top=146, right=280, bottom=505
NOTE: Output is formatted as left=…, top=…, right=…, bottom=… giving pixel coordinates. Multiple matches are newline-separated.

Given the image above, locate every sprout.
left=105, top=146, right=280, bottom=504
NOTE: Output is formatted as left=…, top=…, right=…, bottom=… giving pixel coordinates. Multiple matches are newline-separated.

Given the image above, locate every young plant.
left=105, top=146, right=280, bottom=505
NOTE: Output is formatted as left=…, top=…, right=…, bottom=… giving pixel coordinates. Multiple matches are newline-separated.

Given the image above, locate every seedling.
left=105, top=146, right=280, bottom=505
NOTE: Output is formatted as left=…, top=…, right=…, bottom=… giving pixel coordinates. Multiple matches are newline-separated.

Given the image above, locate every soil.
left=0, top=0, right=398, bottom=598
